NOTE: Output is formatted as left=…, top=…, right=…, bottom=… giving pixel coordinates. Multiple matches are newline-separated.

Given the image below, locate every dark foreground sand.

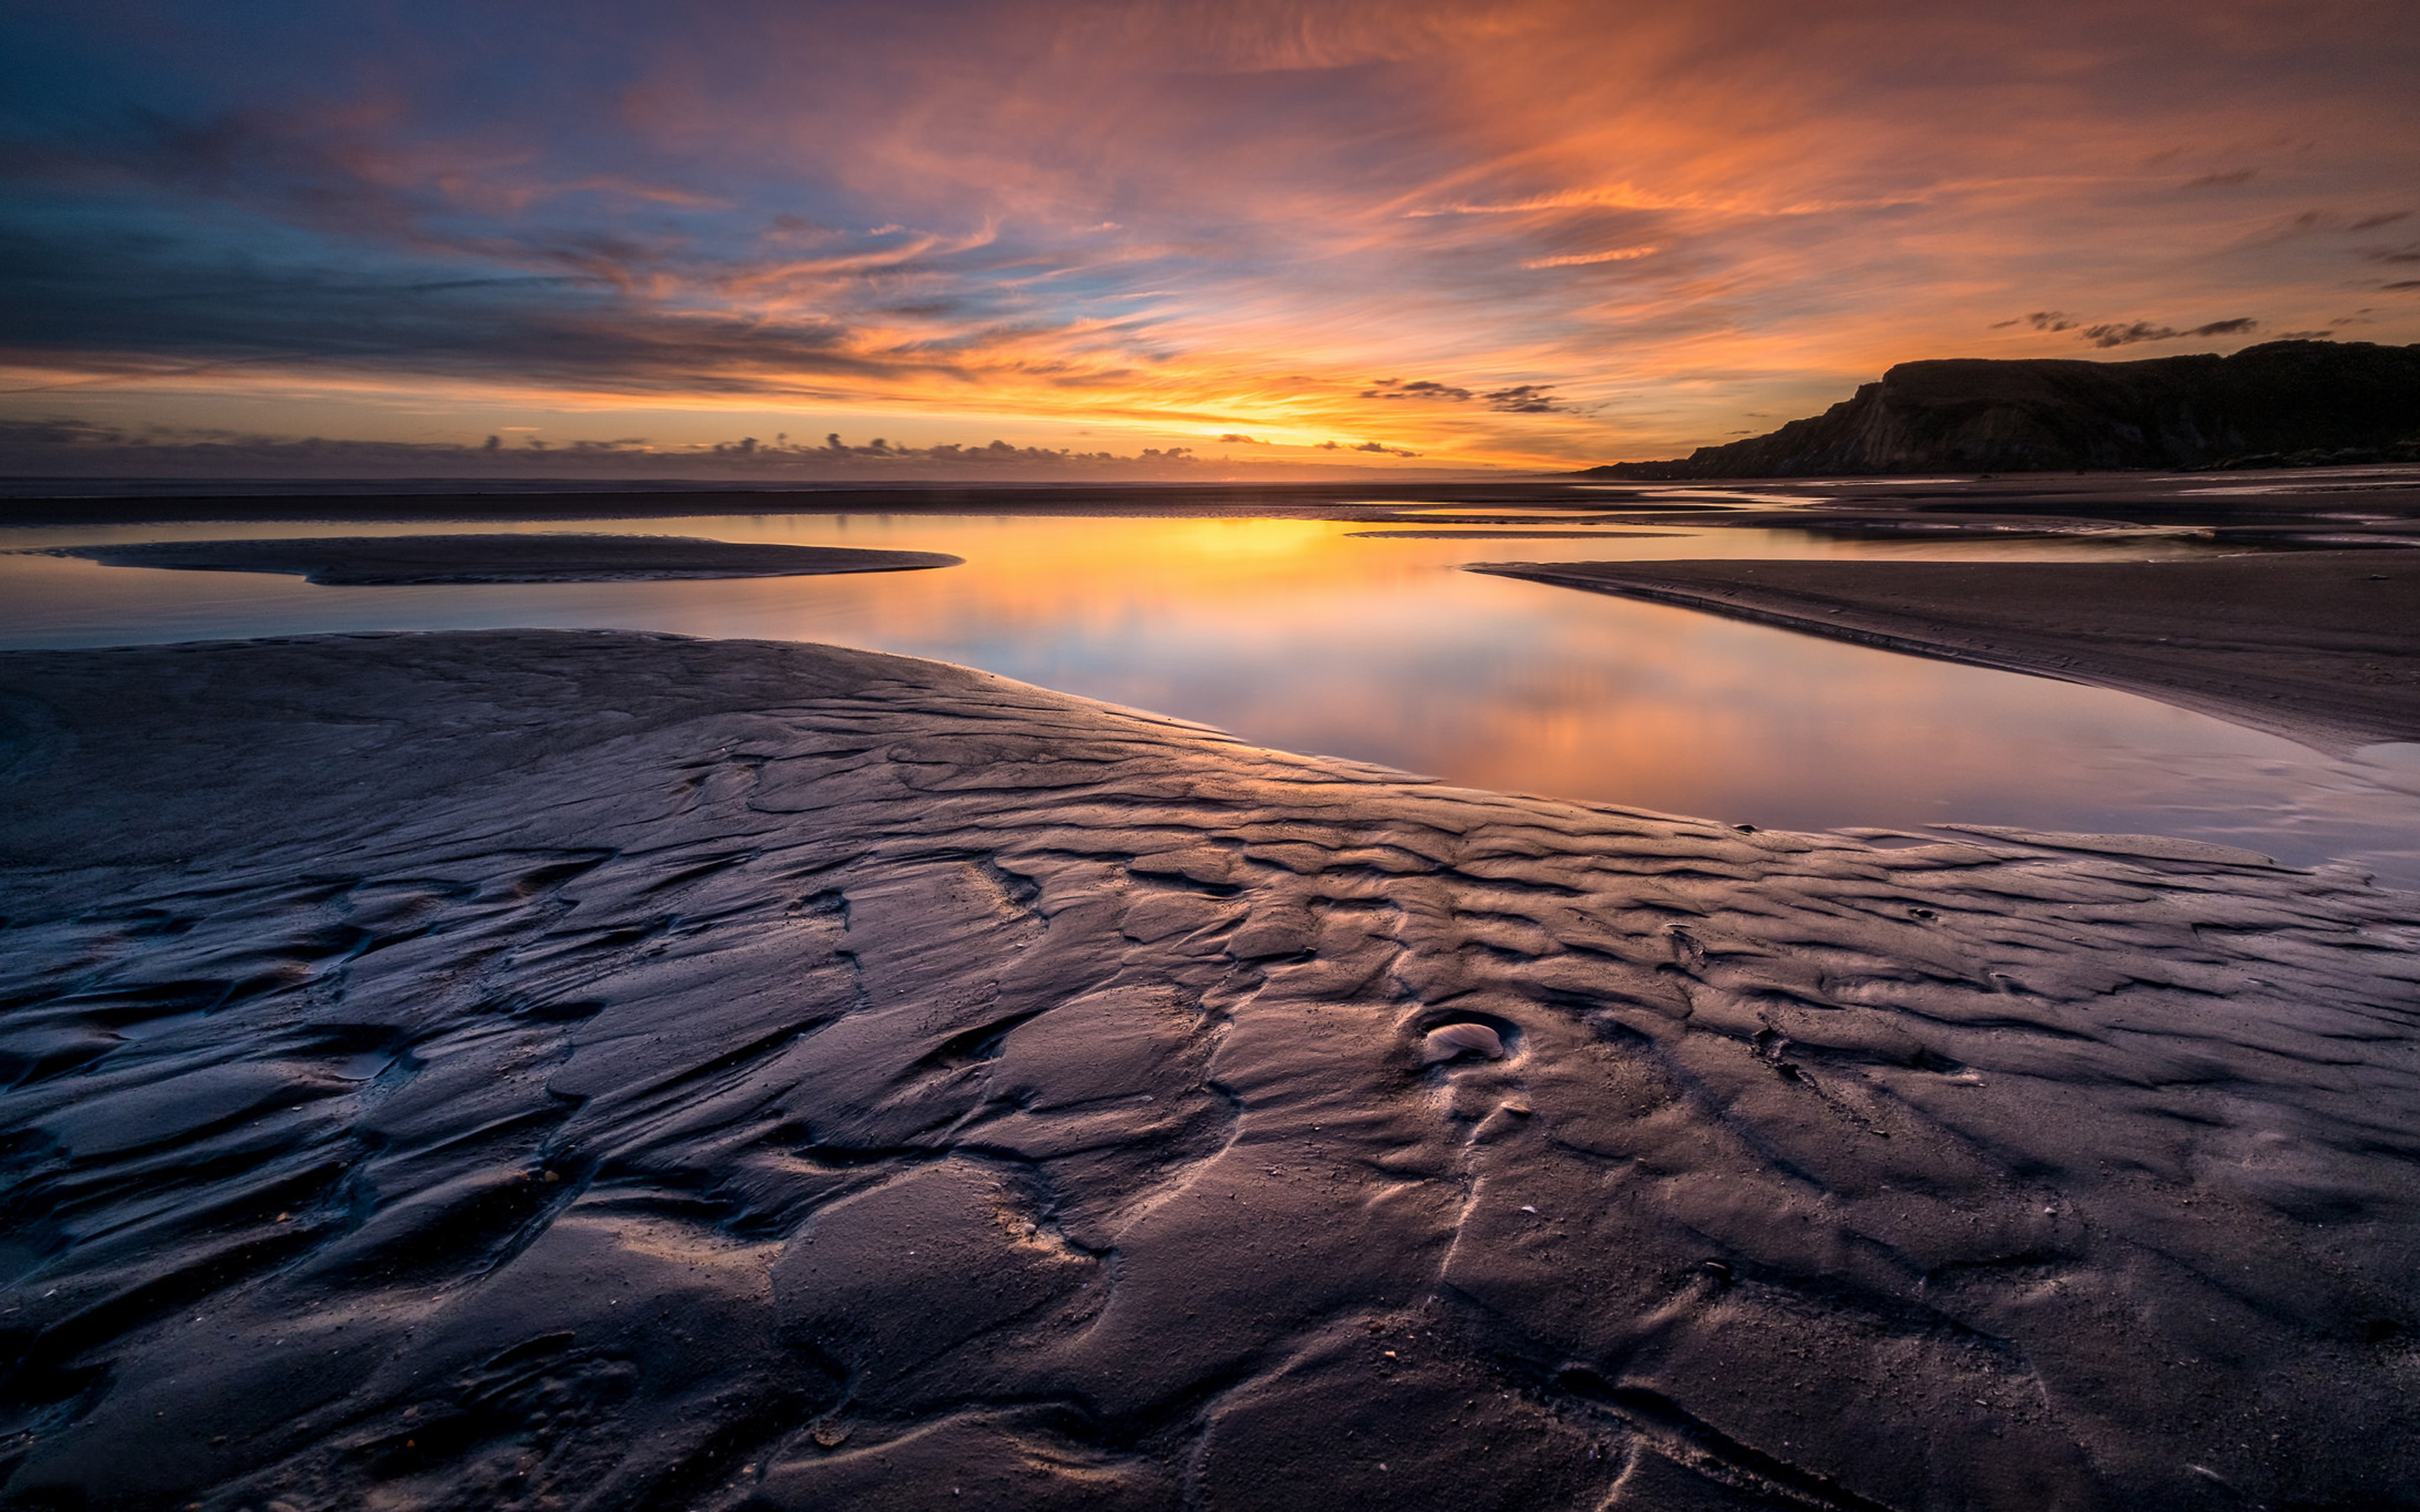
left=3, top=632, right=2417, bottom=1510
left=1476, top=553, right=2420, bottom=753
left=35, top=534, right=962, bottom=585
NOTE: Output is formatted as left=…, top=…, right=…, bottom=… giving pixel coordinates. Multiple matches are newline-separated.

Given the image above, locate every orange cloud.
left=3, top=0, right=2415, bottom=471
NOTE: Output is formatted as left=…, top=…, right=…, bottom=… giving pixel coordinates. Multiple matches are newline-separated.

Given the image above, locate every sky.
left=2, top=0, right=2416, bottom=478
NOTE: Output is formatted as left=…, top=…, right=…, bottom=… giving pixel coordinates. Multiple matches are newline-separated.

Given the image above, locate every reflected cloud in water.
left=3, top=512, right=2414, bottom=885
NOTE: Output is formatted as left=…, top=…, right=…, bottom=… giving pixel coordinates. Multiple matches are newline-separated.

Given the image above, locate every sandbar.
left=34, top=533, right=961, bottom=585
left=2, top=630, right=2416, bottom=1509
left=1475, top=552, right=2420, bottom=752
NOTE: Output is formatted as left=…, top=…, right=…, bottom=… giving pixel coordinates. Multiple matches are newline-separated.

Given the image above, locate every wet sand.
left=3, top=630, right=2417, bottom=1509
left=34, top=534, right=962, bottom=585
left=1476, top=554, right=2420, bottom=753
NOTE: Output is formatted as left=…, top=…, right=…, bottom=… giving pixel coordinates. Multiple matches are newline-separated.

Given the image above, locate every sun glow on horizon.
left=3, top=0, right=2414, bottom=478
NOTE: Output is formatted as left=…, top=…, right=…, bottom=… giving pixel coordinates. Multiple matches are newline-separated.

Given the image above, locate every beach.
left=1474, top=553, right=2420, bottom=752
left=35, top=535, right=963, bottom=585
left=4, top=628, right=2417, bottom=1509
left=11, top=0, right=2420, bottom=1499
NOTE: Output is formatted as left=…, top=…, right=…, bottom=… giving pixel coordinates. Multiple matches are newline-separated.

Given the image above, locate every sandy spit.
left=1474, top=553, right=2420, bottom=753
left=1, top=631, right=2416, bottom=1510
left=34, top=533, right=962, bottom=585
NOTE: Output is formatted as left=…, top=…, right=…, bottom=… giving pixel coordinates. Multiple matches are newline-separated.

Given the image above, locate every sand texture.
left=36, top=534, right=961, bottom=585
left=3, top=632, right=2417, bottom=1510
left=1476, top=553, right=2420, bottom=752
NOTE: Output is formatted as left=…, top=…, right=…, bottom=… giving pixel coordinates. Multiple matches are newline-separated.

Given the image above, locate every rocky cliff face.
left=1591, top=339, right=2420, bottom=478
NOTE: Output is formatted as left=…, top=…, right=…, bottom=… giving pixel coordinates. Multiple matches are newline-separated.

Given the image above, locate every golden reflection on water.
left=3, top=512, right=2413, bottom=879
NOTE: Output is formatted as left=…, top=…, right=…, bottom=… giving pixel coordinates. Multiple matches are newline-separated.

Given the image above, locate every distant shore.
left=3, top=462, right=2415, bottom=528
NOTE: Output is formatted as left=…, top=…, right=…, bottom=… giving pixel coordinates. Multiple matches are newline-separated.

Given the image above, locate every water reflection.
left=3, top=512, right=2415, bottom=885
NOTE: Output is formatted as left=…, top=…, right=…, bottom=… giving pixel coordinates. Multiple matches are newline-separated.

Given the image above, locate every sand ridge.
left=1, top=631, right=2417, bottom=1509
left=33, top=533, right=962, bottom=585
left=1474, top=553, right=2420, bottom=753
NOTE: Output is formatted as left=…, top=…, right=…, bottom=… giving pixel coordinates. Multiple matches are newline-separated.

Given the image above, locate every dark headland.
left=1586, top=339, right=2420, bottom=478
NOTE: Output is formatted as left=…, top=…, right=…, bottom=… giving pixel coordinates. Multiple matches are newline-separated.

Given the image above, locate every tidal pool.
left=4, top=507, right=2416, bottom=885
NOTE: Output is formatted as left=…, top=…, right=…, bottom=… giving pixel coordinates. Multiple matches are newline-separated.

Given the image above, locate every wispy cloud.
left=1482, top=385, right=1567, bottom=413
left=1523, top=244, right=1661, bottom=269
left=0, top=0, right=2414, bottom=469
left=1991, top=311, right=2265, bottom=349
left=1362, top=378, right=1476, bottom=402
left=2078, top=317, right=2259, bottom=349
left=1312, top=438, right=1420, bottom=457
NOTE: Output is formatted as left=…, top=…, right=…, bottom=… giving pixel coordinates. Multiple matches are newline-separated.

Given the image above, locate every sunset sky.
left=3, top=0, right=2416, bottom=476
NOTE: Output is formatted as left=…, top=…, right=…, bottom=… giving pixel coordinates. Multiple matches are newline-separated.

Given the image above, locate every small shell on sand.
left=1420, top=1022, right=1505, bottom=1063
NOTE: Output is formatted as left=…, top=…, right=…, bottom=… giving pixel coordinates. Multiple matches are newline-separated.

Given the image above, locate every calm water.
left=5, top=508, right=2417, bottom=886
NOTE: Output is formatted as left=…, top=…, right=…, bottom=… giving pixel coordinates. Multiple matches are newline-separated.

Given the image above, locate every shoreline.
left=1475, top=552, right=2420, bottom=753
left=33, top=533, right=963, bottom=585
left=3, top=629, right=2417, bottom=1509
left=3, top=464, right=2417, bottom=531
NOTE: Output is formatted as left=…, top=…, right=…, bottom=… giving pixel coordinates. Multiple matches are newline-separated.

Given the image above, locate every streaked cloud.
left=1524, top=245, right=1662, bottom=270
left=2080, top=317, right=2260, bottom=348
left=1, top=0, right=2414, bottom=471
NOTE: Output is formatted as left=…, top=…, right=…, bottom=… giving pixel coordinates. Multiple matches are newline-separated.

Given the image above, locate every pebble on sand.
left=1420, top=1022, right=1506, bottom=1063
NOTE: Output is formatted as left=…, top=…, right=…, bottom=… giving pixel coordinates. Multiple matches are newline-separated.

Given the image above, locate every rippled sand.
left=2, top=632, right=2415, bottom=1509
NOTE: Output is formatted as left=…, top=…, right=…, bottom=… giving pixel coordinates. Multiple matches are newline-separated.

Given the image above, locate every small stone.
left=1419, top=1022, right=1505, bottom=1063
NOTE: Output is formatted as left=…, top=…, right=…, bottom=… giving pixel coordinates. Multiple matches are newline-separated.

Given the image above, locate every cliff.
left=1589, top=339, right=2420, bottom=478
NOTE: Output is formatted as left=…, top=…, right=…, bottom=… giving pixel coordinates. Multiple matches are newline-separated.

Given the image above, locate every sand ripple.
left=1, top=631, right=2414, bottom=1509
